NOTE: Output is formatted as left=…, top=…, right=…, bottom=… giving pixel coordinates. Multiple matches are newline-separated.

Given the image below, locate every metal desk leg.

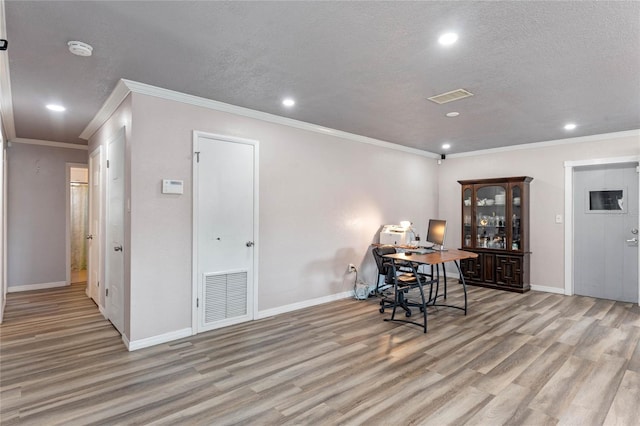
left=427, top=265, right=435, bottom=303
left=436, top=265, right=440, bottom=301
left=454, top=260, right=467, bottom=315
left=416, top=273, right=427, bottom=333
left=442, top=264, right=447, bottom=299
left=389, top=259, right=400, bottom=321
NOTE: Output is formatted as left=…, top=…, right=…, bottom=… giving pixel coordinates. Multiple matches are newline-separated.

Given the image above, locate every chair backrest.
left=372, top=245, right=396, bottom=276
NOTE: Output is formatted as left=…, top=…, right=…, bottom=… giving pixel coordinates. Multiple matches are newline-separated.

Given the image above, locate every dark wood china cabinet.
left=458, top=176, right=533, bottom=293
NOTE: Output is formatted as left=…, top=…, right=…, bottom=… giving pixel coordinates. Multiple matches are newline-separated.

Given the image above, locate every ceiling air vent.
left=428, top=89, right=474, bottom=104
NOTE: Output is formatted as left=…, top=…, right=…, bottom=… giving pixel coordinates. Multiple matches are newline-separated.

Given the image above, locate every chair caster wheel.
left=379, top=308, right=385, bottom=313
left=405, top=311, right=412, bottom=317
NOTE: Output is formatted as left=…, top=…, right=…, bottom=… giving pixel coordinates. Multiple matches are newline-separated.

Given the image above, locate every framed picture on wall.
left=586, top=187, right=627, bottom=213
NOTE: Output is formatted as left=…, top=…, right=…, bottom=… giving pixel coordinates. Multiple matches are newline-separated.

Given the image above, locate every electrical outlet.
left=348, top=263, right=357, bottom=272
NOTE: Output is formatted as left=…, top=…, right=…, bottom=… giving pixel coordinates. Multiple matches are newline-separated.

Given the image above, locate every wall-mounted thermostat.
left=162, top=179, right=184, bottom=194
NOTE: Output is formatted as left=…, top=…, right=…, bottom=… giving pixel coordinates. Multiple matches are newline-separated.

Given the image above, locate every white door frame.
left=65, top=162, right=89, bottom=286
left=564, top=155, right=640, bottom=305
left=191, top=131, right=260, bottom=335
left=105, top=127, right=126, bottom=334
left=88, top=146, right=103, bottom=307
left=1, top=138, right=6, bottom=323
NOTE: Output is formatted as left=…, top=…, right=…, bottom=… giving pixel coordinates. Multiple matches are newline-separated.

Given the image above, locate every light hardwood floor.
left=1, top=282, right=639, bottom=425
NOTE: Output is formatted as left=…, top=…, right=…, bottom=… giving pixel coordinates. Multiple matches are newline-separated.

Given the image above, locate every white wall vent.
left=427, top=89, right=474, bottom=104
left=204, top=271, right=248, bottom=324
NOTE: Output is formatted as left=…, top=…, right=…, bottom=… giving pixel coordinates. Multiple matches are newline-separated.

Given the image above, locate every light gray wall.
left=122, top=93, right=438, bottom=341
left=438, top=132, right=640, bottom=291
left=7, top=142, right=87, bottom=288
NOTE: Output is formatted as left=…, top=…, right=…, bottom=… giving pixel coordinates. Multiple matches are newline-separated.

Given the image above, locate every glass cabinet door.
left=462, top=187, right=473, bottom=248
left=475, top=185, right=507, bottom=249
left=511, top=185, right=521, bottom=251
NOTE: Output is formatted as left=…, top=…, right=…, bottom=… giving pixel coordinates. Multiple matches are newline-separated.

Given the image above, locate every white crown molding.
left=79, top=80, right=131, bottom=140
left=447, top=129, right=640, bottom=159
left=0, top=0, right=16, bottom=140
left=10, top=138, right=88, bottom=150
left=564, top=154, right=640, bottom=168
left=81, top=79, right=439, bottom=159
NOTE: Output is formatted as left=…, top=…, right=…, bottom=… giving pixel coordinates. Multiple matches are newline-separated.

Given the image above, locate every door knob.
left=86, top=234, right=93, bottom=240
left=246, top=241, right=254, bottom=247
left=114, top=245, right=123, bottom=252
left=627, top=238, right=638, bottom=244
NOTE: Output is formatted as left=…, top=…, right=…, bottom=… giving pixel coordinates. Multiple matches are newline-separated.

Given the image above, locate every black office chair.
left=372, top=245, right=396, bottom=294
left=373, top=246, right=438, bottom=333
left=372, top=245, right=416, bottom=316
left=372, top=245, right=398, bottom=311
left=384, top=259, right=434, bottom=333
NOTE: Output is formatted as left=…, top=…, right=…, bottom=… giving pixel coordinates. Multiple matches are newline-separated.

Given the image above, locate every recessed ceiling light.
left=446, top=112, right=460, bottom=117
left=282, top=98, right=295, bottom=107
left=438, top=32, right=458, bottom=46
left=442, top=143, right=451, bottom=150
left=46, top=104, right=66, bottom=112
left=564, top=123, right=577, bottom=130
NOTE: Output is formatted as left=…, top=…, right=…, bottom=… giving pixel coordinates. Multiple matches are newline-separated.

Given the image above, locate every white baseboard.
left=126, top=327, right=193, bottom=352
left=7, top=281, right=67, bottom=292
left=530, top=284, right=566, bottom=295
left=257, top=290, right=354, bottom=319
left=122, top=290, right=367, bottom=351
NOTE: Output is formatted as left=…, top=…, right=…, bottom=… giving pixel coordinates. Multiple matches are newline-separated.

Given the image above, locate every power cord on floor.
left=350, top=266, right=370, bottom=300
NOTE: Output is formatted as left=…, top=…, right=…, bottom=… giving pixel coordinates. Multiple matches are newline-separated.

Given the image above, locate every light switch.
left=555, top=214, right=563, bottom=224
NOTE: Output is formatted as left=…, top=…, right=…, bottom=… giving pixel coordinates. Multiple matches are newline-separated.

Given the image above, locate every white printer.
left=380, top=223, right=412, bottom=245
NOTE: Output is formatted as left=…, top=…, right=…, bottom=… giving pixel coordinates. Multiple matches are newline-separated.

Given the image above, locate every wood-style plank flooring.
left=1, top=282, right=640, bottom=425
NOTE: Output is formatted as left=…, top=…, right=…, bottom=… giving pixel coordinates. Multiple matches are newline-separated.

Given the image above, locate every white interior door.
left=88, top=148, right=102, bottom=305
left=194, top=133, right=256, bottom=333
left=574, top=162, right=639, bottom=302
left=106, top=130, right=125, bottom=334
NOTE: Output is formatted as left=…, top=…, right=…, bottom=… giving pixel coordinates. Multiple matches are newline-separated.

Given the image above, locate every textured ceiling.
left=3, top=1, right=640, bottom=154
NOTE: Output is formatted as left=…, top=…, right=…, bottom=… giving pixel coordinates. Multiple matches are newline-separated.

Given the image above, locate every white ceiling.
left=2, top=1, right=639, bottom=154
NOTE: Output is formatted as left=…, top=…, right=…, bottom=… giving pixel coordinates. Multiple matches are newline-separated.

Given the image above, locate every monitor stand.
left=435, top=245, right=448, bottom=252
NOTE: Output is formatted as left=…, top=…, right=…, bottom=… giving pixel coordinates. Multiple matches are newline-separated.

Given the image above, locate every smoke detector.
left=67, top=41, right=93, bottom=57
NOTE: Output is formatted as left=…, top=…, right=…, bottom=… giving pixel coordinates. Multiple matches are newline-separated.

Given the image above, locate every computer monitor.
left=427, top=219, right=447, bottom=251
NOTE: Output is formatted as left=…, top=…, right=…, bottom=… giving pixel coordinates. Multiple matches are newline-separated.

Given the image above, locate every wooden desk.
left=385, top=249, right=479, bottom=266
left=382, top=249, right=478, bottom=332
